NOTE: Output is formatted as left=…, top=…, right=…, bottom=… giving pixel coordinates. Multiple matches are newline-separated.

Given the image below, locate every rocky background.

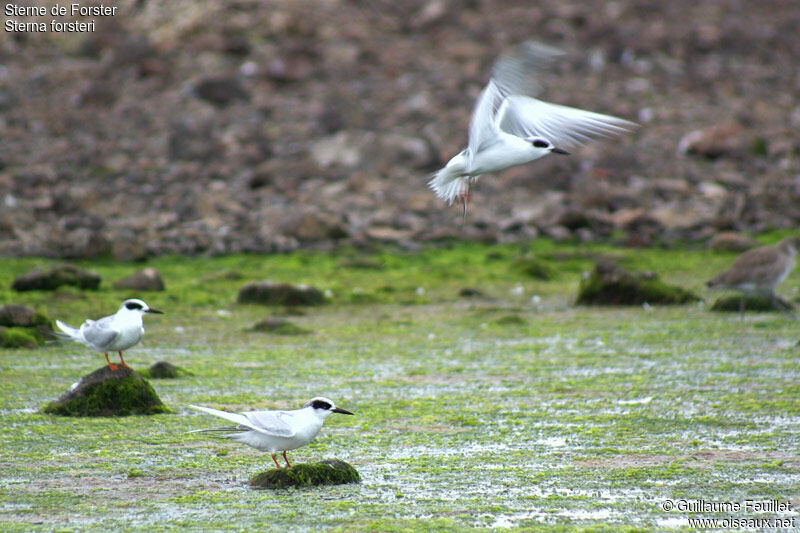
left=1, top=0, right=799, bottom=259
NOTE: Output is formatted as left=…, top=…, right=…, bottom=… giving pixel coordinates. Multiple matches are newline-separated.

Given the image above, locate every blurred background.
left=1, top=0, right=799, bottom=259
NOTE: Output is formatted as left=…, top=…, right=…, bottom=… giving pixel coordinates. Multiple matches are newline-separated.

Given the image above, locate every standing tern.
left=55, top=298, right=163, bottom=370
left=189, top=397, right=354, bottom=468
left=428, top=41, right=637, bottom=217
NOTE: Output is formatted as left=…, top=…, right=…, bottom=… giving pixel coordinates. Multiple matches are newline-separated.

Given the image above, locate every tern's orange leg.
left=271, top=454, right=282, bottom=469
left=117, top=351, right=131, bottom=369
left=282, top=451, right=292, bottom=467
left=104, top=353, right=119, bottom=371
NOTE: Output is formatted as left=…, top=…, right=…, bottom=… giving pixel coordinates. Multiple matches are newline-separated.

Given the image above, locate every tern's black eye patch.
left=531, top=139, right=549, bottom=148
left=310, top=399, right=333, bottom=410
left=125, top=301, right=144, bottom=310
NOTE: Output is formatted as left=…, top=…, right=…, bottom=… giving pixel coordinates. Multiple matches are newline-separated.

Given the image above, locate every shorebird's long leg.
left=271, top=454, right=282, bottom=468
left=104, top=352, right=119, bottom=371
left=739, top=296, right=745, bottom=320
left=118, top=351, right=131, bottom=369
left=770, top=293, right=797, bottom=319
left=282, top=451, right=292, bottom=467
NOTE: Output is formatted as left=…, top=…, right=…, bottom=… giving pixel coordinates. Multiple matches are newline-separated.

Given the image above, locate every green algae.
left=42, top=368, right=170, bottom=417
left=0, top=238, right=798, bottom=530
left=249, top=460, right=361, bottom=489
left=576, top=261, right=702, bottom=306
left=710, top=294, right=794, bottom=313
left=0, top=327, right=44, bottom=348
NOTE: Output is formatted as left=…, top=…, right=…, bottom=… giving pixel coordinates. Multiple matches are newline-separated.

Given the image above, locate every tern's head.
left=304, top=397, right=354, bottom=418
left=119, top=298, right=164, bottom=316
left=529, top=137, right=569, bottom=156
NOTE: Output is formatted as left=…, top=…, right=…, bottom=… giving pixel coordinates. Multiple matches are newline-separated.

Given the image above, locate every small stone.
left=192, top=76, right=251, bottom=107
left=0, top=304, right=36, bottom=327
left=678, top=122, right=746, bottom=159
left=238, top=282, right=326, bottom=306
left=707, top=232, right=759, bottom=252
left=142, top=361, right=188, bottom=379
left=113, top=268, right=165, bottom=292
left=458, top=287, right=485, bottom=298
left=249, top=459, right=360, bottom=489
left=277, top=212, right=348, bottom=242
left=12, top=264, right=101, bottom=292
left=42, top=366, right=169, bottom=417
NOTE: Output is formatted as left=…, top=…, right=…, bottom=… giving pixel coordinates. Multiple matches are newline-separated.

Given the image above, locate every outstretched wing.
left=80, top=318, right=119, bottom=350
left=468, top=41, right=565, bottom=158
left=497, top=96, right=637, bottom=149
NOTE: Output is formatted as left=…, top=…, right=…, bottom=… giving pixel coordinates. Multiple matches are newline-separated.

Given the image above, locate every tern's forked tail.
left=428, top=153, right=469, bottom=206
left=54, top=320, right=82, bottom=342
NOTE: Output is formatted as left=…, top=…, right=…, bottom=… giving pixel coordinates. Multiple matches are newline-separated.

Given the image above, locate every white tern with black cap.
left=55, top=298, right=163, bottom=370
left=189, top=397, right=354, bottom=468
left=429, top=41, right=637, bottom=217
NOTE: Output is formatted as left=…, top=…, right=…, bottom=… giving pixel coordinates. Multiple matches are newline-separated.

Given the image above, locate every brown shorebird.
left=706, top=236, right=799, bottom=317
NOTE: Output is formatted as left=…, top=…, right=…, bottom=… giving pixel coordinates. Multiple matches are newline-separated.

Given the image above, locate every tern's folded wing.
left=244, top=410, right=296, bottom=437
left=80, top=319, right=120, bottom=349
left=190, top=405, right=253, bottom=428
left=497, top=96, right=637, bottom=150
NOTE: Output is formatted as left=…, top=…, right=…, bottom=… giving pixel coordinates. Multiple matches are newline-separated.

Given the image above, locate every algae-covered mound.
left=576, top=261, right=701, bottom=306
left=237, top=281, right=326, bottom=306
left=43, top=366, right=170, bottom=416
left=249, top=459, right=360, bottom=490
left=710, top=294, right=795, bottom=313
left=248, top=317, right=312, bottom=335
left=139, top=361, right=192, bottom=379
left=0, top=304, right=53, bottom=348
left=12, top=264, right=101, bottom=292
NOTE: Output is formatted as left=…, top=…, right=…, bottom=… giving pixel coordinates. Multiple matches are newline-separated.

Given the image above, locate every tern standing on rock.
left=55, top=298, right=163, bottom=370
left=706, top=236, right=800, bottom=317
left=428, top=41, right=637, bottom=218
left=189, top=397, right=354, bottom=469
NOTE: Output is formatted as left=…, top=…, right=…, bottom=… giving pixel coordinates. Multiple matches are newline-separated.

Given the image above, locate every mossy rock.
left=237, top=281, right=326, bottom=306
left=249, top=460, right=360, bottom=490
left=710, top=294, right=794, bottom=313
left=576, top=261, right=701, bottom=306
left=458, top=287, right=486, bottom=298
left=0, top=327, right=44, bottom=348
left=12, top=264, right=101, bottom=292
left=139, top=361, right=192, bottom=379
left=42, top=366, right=170, bottom=416
left=248, top=317, right=312, bottom=335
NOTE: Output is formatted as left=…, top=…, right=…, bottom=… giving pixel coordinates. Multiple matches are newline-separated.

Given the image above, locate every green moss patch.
left=576, top=261, right=701, bottom=306
left=513, top=254, right=555, bottom=280
left=0, top=326, right=44, bottom=348
left=248, top=317, right=312, bottom=335
left=138, top=361, right=192, bottom=379
left=710, top=294, right=795, bottom=312
left=249, top=459, right=361, bottom=489
left=42, top=366, right=170, bottom=416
